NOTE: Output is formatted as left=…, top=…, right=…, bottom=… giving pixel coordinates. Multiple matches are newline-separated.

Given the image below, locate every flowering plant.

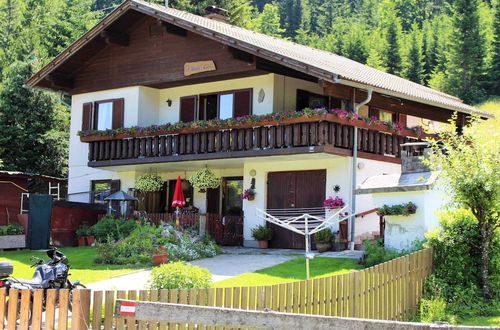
left=323, top=196, right=345, bottom=209
left=135, top=173, right=163, bottom=192
left=376, top=202, right=417, bottom=217
left=154, top=247, right=166, bottom=255
left=241, top=188, right=256, bottom=200
left=188, top=168, right=220, bottom=191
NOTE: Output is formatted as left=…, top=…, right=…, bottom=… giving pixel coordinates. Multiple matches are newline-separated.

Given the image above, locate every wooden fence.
left=0, top=248, right=432, bottom=329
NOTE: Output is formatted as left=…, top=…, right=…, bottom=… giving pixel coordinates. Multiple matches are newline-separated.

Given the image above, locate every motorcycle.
left=0, top=247, right=85, bottom=323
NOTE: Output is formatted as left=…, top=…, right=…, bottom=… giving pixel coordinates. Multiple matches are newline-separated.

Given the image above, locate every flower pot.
left=77, top=236, right=87, bottom=246
left=153, top=254, right=168, bottom=265
left=258, top=240, right=269, bottom=249
left=316, top=242, right=332, bottom=253
left=85, top=236, right=95, bottom=246
left=198, top=189, right=206, bottom=193
left=247, top=195, right=255, bottom=201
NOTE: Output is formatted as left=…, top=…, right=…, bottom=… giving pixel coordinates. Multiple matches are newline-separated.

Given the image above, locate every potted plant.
left=241, top=188, right=256, bottom=201
left=75, top=223, right=95, bottom=246
left=135, top=173, right=163, bottom=192
left=188, top=168, right=220, bottom=193
left=152, top=247, right=168, bottom=265
left=251, top=225, right=273, bottom=249
left=314, top=228, right=333, bottom=252
left=323, top=196, right=345, bottom=210
left=376, top=202, right=417, bottom=217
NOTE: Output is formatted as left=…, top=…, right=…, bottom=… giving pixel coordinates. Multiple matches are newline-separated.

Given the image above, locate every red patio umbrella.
left=171, top=176, right=186, bottom=228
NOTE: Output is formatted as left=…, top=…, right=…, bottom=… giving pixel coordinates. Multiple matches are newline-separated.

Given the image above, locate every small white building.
left=356, top=143, right=445, bottom=251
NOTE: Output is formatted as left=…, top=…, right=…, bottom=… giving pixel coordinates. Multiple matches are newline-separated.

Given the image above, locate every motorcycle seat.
left=11, top=278, right=45, bottom=289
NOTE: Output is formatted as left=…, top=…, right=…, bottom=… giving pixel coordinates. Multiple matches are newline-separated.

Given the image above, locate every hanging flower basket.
left=135, top=173, right=163, bottom=192
left=241, top=188, right=256, bottom=201
left=323, top=196, right=345, bottom=209
left=188, top=168, right=220, bottom=192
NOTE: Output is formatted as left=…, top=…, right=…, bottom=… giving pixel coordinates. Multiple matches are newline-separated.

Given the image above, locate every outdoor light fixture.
left=357, top=162, right=365, bottom=169
left=166, top=99, right=172, bottom=106
left=249, top=169, right=256, bottom=177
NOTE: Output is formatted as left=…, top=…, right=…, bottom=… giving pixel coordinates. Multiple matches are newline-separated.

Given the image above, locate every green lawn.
left=458, top=314, right=500, bottom=327
left=0, top=247, right=145, bottom=284
left=213, top=257, right=361, bottom=288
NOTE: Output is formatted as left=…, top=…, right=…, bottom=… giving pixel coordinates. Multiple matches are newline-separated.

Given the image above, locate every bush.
left=75, top=223, right=92, bottom=237
left=314, top=228, right=333, bottom=243
left=0, top=223, right=23, bottom=236
left=419, top=298, right=455, bottom=324
left=421, top=209, right=500, bottom=321
left=361, top=239, right=400, bottom=267
left=251, top=225, right=272, bottom=241
left=90, top=215, right=138, bottom=242
left=148, top=261, right=212, bottom=289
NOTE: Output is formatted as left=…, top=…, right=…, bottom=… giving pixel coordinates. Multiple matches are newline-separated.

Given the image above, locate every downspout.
left=350, top=88, right=372, bottom=250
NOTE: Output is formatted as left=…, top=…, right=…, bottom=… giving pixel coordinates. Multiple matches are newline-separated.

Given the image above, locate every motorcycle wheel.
left=68, top=283, right=87, bottom=312
left=4, top=297, right=33, bottom=326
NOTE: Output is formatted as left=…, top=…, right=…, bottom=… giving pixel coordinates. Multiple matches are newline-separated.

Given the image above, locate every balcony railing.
left=85, top=115, right=424, bottom=166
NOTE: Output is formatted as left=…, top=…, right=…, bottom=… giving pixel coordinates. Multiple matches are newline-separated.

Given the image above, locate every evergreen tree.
left=403, top=28, right=425, bottom=83
left=278, top=0, right=302, bottom=39
left=444, top=0, right=487, bottom=103
left=256, top=3, right=285, bottom=37
left=383, top=19, right=403, bottom=75
left=488, top=0, right=500, bottom=94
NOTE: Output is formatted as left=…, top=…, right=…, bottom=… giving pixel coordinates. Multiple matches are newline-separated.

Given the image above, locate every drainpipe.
left=350, top=88, right=372, bottom=250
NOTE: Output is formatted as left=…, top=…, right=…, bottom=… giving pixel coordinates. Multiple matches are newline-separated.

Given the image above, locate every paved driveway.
left=87, top=253, right=295, bottom=291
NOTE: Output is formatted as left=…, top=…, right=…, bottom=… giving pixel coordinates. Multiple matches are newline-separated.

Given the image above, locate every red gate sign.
left=119, top=301, right=136, bottom=316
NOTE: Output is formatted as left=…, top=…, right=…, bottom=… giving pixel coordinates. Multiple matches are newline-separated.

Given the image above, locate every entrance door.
left=267, top=170, right=326, bottom=249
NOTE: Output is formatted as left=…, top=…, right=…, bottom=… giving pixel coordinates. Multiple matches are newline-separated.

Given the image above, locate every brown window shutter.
left=112, top=98, right=125, bottom=129
left=399, top=114, right=407, bottom=126
left=82, top=102, right=93, bottom=131
left=233, top=90, right=252, bottom=117
left=180, top=96, right=197, bottom=122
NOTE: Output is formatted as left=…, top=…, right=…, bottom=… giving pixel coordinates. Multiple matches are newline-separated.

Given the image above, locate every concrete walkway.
left=87, top=247, right=364, bottom=291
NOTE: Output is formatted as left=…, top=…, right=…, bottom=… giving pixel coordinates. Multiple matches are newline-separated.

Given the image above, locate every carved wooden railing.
left=85, top=115, right=423, bottom=164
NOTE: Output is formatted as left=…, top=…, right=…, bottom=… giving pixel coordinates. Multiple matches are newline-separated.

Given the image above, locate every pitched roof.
left=27, top=0, right=493, bottom=118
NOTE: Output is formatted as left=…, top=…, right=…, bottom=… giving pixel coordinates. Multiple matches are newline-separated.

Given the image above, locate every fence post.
left=72, top=289, right=91, bottom=330
left=199, top=214, right=206, bottom=236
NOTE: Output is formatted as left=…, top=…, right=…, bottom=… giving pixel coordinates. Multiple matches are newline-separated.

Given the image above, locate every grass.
left=458, top=314, right=500, bottom=327
left=213, top=257, right=361, bottom=288
left=0, top=247, right=146, bottom=284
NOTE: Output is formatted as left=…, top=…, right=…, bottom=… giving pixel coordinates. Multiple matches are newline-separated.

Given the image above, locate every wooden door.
left=267, top=170, right=326, bottom=249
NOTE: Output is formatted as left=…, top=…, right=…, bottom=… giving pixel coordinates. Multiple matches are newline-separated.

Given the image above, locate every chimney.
left=400, top=142, right=431, bottom=173
left=204, top=6, right=230, bottom=23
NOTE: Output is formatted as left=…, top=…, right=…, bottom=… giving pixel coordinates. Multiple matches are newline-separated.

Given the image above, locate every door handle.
left=290, top=203, right=295, bottom=207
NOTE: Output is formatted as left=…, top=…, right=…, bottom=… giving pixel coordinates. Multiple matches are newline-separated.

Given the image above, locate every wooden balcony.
left=85, top=114, right=426, bottom=167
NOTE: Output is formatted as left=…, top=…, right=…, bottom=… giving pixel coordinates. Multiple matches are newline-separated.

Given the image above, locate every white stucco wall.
left=273, top=74, right=325, bottom=112
left=371, top=186, right=444, bottom=251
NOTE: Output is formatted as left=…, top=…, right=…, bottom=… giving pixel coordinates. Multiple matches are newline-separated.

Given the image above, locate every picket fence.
left=0, top=248, right=432, bottom=329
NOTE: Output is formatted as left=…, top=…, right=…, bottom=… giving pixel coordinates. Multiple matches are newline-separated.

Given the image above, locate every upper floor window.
left=82, top=98, right=124, bottom=131
left=180, top=89, right=252, bottom=123
left=369, top=107, right=407, bottom=126
left=296, top=89, right=342, bottom=111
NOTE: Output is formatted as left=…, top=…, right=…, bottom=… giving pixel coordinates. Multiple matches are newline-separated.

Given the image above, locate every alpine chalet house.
left=27, top=0, right=492, bottom=249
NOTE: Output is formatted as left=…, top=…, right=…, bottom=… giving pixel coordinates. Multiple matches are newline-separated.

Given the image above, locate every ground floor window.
left=91, top=180, right=120, bottom=204
left=206, top=177, right=243, bottom=216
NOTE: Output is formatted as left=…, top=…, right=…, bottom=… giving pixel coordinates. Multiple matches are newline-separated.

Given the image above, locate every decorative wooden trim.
left=80, top=113, right=431, bottom=142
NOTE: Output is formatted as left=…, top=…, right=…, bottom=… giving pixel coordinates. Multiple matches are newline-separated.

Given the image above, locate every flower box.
left=0, top=235, right=26, bottom=249
left=79, top=112, right=433, bottom=143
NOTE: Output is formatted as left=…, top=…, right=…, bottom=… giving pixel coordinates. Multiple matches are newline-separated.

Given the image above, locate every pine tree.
left=488, top=0, right=500, bottom=95
left=403, top=28, right=424, bottom=83
left=383, top=19, right=403, bottom=75
left=444, top=0, right=487, bottom=103
left=278, top=0, right=302, bottom=39
left=256, top=3, right=285, bottom=37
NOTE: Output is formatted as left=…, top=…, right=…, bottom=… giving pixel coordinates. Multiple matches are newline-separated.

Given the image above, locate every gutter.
left=350, top=88, right=372, bottom=250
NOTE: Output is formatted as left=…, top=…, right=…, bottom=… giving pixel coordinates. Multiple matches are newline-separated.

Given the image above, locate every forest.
left=0, top=0, right=498, bottom=178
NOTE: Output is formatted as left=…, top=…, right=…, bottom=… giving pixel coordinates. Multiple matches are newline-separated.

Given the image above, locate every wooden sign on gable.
left=184, top=60, right=217, bottom=76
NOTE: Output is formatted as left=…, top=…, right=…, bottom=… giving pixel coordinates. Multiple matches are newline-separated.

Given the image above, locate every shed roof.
left=0, top=170, right=65, bottom=183
left=355, top=171, right=439, bottom=195
left=27, top=0, right=493, bottom=118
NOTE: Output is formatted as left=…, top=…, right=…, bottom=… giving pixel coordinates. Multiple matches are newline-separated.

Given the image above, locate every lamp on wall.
left=166, top=99, right=172, bottom=107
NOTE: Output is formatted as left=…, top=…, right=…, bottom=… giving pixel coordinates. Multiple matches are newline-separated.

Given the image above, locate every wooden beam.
left=100, top=30, right=129, bottom=46
left=229, top=47, right=254, bottom=63
left=321, top=81, right=453, bottom=123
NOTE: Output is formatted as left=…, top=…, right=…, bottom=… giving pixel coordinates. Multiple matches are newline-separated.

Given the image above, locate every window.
left=91, top=180, right=120, bottom=204
left=296, top=89, right=331, bottom=111
left=180, top=89, right=252, bottom=122
left=82, top=98, right=124, bottom=131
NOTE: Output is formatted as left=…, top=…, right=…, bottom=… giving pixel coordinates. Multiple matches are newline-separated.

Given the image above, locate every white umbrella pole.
left=305, top=216, right=310, bottom=280
left=176, top=206, right=180, bottom=228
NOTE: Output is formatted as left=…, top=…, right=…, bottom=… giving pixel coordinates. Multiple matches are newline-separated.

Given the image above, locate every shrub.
left=251, top=225, right=272, bottom=241
left=421, top=209, right=500, bottom=321
left=419, top=298, right=454, bottom=324
left=91, top=215, right=138, bottom=242
left=75, top=223, right=92, bottom=237
left=361, top=239, right=400, bottom=267
left=148, top=261, right=212, bottom=289
left=314, top=228, right=333, bottom=243
left=0, top=223, right=23, bottom=236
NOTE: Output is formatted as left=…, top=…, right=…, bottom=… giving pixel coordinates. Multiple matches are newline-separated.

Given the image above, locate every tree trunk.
left=480, top=224, right=492, bottom=300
